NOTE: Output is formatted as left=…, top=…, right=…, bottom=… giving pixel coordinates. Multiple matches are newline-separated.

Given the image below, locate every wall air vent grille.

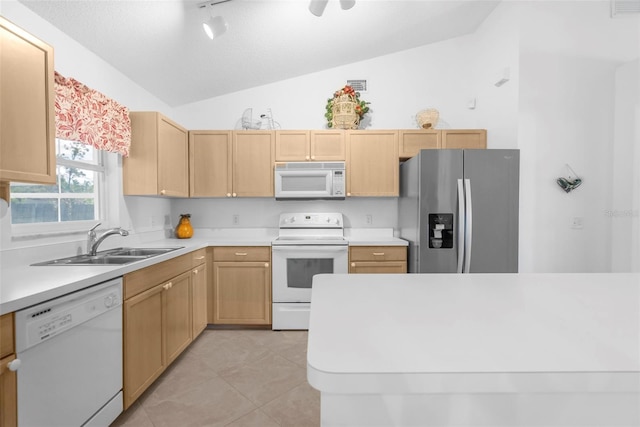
left=347, top=79, right=367, bottom=92
left=611, top=0, right=640, bottom=17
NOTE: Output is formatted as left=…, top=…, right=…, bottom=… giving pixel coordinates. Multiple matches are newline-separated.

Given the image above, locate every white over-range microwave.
left=274, top=162, right=346, bottom=200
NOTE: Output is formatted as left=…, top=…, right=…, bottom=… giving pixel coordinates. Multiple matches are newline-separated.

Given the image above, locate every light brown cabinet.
left=124, top=112, right=189, bottom=197
left=188, top=130, right=274, bottom=198
left=123, top=252, right=195, bottom=409
left=346, top=130, right=399, bottom=197
left=275, top=130, right=345, bottom=161
left=441, top=129, right=487, bottom=149
left=189, top=130, right=232, bottom=197
left=0, top=313, right=16, bottom=427
left=191, top=249, right=208, bottom=338
left=233, top=131, right=275, bottom=197
left=0, top=17, right=56, bottom=203
left=399, top=129, right=487, bottom=159
left=212, top=246, right=271, bottom=325
left=349, top=246, right=407, bottom=274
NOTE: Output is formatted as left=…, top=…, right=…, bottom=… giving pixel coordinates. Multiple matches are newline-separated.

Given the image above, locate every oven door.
left=272, top=245, right=348, bottom=302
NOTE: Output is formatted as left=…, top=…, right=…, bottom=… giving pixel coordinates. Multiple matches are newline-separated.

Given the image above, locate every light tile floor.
left=111, top=329, right=319, bottom=427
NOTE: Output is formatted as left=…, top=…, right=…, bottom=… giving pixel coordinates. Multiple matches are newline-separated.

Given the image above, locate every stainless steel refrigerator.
left=398, top=149, right=519, bottom=273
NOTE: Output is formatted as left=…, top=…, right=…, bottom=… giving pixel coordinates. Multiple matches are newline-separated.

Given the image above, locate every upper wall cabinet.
left=347, top=130, right=399, bottom=197
left=0, top=17, right=56, bottom=192
left=441, top=129, right=487, bottom=150
left=124, top=112, right=189, bottom=197
left=275, top=130, right=345, bottom=162
left=189, top=130, right=232, bottom=197
left=399, top=129, right=487, bottom=159
left=233, top=130, right=274, bottom=197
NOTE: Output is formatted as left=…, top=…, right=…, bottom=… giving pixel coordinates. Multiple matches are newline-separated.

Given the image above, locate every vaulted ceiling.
left=18, top=0, right=501, bottom=107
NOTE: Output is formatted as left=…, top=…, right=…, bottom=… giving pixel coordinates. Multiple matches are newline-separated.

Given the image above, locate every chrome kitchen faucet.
left=87, top=223, right=129, bottom=256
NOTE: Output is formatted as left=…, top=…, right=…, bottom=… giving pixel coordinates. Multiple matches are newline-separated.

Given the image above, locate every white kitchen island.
left=307, top=273, right=640, bottom=426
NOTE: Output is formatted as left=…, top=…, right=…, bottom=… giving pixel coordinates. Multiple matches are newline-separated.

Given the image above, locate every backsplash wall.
left=170, top=198, right=399, bottom=231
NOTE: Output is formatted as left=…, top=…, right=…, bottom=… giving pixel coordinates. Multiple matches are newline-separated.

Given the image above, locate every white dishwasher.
left=15, top=278, right=123, bottom=427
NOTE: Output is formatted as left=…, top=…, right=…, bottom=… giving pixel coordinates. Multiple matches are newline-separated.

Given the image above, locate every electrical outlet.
left=233, top=214, right=240, bottom=225
left=366, top=214, right=373, bottom=225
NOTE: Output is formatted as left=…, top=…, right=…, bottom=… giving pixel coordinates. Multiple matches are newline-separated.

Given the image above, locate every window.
left=10, top=139, right=105, bottom=231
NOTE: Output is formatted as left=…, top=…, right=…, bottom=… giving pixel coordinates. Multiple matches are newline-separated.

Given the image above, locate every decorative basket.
left=416, top=108, right=440, bottom=129
left=331, top=94, right=360, bottom=130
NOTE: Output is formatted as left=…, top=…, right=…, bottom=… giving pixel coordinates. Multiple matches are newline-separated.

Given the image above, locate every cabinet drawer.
left=213, top=246, right=270, bottom=262
left=0, top=313, right=14, bottom=359
left=349, top=246, right=406, bottom=262
left=191, top=248, right=207, bottom=267
left=124, top=254, right=192, bottom=299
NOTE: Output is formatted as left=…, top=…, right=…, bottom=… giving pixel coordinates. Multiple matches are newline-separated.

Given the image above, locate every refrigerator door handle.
left=464, top=179, right=473, bottom=273
left=456, top=179, right=465, bottom=273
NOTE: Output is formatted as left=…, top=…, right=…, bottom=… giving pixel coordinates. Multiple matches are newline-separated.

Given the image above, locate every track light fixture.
left=309, top=0, right=355, bottom=17
left=199, top=0, right=231, bottom=39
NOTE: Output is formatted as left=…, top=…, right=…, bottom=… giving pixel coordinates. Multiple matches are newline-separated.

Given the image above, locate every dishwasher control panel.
left=15, top=278, right=122, bottom=352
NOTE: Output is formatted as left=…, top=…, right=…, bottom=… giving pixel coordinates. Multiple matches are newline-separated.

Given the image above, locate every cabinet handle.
left=195, top=256, right=205, bottom=260
left=351, top=262, right=356, bottom=267
left=232, top=193, right=237, bottom=197
left=226, top=193, right=231, bottom=197
left=373, top=252, right=385, bottom=256
left=163, top=282, right=172, bottom=290
left=193, top=269, right=198, bottom=274
left=347, top=192, right=351, bottom=197
left=160, top=189, right=166, bottom=195
left=264, top=263, right=269, bottom=268
left=235, top=252, right=248, bottom=256
left=311, top=155, right=315, bottom=160
left=7, top=358, right=21, bottom=372
left=305, top=155, right=310, bottom=160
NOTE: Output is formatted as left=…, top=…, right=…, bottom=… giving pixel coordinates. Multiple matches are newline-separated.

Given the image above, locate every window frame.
left=9, top=141, right=111, bottom=237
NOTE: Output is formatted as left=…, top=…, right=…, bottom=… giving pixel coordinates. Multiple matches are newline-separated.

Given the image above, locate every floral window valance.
left=54, top=71, right=131, bottom=157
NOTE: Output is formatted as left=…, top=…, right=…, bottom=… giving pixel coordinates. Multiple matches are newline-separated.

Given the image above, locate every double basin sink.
left=32, top=247, right=183, bottom=266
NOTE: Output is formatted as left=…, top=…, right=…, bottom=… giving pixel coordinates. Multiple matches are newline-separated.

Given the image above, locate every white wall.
left=611, top=60, right=640, bottom=272
left=515, top=1, right=637, bottom=272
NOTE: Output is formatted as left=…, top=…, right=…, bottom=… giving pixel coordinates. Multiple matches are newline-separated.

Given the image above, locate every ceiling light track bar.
left=197, top=0, right=232, bottom=10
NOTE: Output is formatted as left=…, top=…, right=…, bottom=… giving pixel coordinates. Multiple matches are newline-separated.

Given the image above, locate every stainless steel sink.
left=32, top=247, right=183, bottom=266
left=104, top=247, right=179, bottom=257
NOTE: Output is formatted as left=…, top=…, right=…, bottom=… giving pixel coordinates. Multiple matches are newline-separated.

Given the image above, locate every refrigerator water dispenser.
left=428, top=214, right=453, bottom=249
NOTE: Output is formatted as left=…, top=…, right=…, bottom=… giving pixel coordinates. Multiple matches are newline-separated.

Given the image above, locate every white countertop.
left=307, top=273, right=640, bottom=394
left=0, top=228, right=406, bottom=314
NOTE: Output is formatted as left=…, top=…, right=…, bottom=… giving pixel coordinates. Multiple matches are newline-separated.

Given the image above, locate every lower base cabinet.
left=0, top=312, right=16, bottom=427
left=349, top=246, right=407, bottom=274
left=123, top=249, right=208, bottom=409
left=212, top=247, right=271, bottom=325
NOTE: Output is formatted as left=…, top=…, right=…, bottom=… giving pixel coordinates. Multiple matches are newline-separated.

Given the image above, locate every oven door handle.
left=271, top=245, right=348, bottom=253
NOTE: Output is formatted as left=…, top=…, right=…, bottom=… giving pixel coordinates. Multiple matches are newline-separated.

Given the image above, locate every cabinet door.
left=233, top=131, right=274, bottom=197
left=310, top=130, right=345, bottom=161
left=157, top=116, right=189, bottom=197
left=163, top=271, right=192, bottom=365
left=189, top=130, right=232, bottom=197
left=349, top=261, right=407, bottom=274
left=0, top=354, right=17, bottom=427
left=347, top=130, right=399, bottom=196
left=0, top=17, right=55, bottom=186
left=441, top=129, right=487, bottom=149
left=123, top=284, right=164, bottom=409
left=191, top=263, right=208, bottom=339
left=275, top=130, right=310, bottom=161
left=213, top=261, right=271, bottom=325
left=0, top=314, right=13, bottom=360
left=399, top=130, right=440, bottom=159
